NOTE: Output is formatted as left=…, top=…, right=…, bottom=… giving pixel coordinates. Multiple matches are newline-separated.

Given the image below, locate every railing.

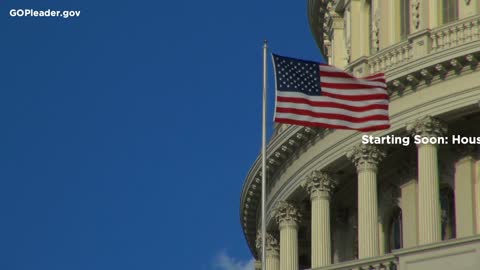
left=369, top=41, right=412, bottom=74
left=310, top=254, right=398, bottom=270
left=346, top=15, right=480, bottom=76
left=310, top=236, right=480, bottom=270
left=430, top=16, right=480, bottom=53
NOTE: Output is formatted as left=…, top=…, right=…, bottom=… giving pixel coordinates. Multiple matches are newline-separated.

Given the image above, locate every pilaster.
left=476, top=160, right=480, bottom=235
left=454, top=150, right=476, bottom=238
left=427, top=0, right=441, bottom=29
left=331, top=12, right=348, bottom=69
left=350, top=0, right=370, bottom=60
left=400, top=180, right=419, bottom=248
left=459, top=0, right=478, bottom=19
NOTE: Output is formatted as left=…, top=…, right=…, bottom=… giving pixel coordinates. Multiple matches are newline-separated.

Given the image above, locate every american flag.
left=272, top=54, right=390, bottom=132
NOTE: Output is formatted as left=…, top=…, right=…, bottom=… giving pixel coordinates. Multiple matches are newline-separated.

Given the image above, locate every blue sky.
left=0, top=1, right=323, bottom=269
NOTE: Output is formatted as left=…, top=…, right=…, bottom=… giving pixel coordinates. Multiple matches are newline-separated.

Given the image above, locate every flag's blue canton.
left=273, top=54, right=322, bottom=96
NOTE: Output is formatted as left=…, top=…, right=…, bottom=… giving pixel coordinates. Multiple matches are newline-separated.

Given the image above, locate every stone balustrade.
left=346, top=15, right=480, bottom=76
left=310, top=253, right=398, bottom=270
left=310, top=236, right=480, bottom=270
left=369, top=41, right=412, bottom=74
left=430, top=15, right=480, bottom=53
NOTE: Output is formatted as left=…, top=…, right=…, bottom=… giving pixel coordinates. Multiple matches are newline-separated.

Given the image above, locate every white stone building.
left=240, top=1, right=480, bottom=270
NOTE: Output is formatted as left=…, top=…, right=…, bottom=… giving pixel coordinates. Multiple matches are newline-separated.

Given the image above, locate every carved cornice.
left=273, top=201, right=302, bottom=227
left=255, top=231, right=280, bottom=257
left=346, top=144, right=386, bottom=172
left=406, top=115, right=448, bottom=139
left=241, top=126, right=320, bottom=241
left=301, top=170, right=336, bottom=198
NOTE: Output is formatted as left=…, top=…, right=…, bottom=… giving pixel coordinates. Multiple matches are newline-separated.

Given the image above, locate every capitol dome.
left=241, top=1, right=480, bottom=270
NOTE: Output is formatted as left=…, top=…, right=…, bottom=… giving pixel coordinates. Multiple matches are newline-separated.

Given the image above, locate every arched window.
left=388, top=207, right=403, bottom=252
left=399, top=0, right=410, bottom=40
left=440, top=186, right=456, bottom=239
left=442, top=0, right=458, bottom=24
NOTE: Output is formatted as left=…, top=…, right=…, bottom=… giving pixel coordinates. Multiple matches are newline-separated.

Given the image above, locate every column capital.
left=406, top=115, right=447, bottom=139
left=256, top=231, right=280, bottom=257
left=346, top=144, right=386, bottom=172
left=273, top=201, right=302, bottom=228
left=301, top=170, right=337, bottom=199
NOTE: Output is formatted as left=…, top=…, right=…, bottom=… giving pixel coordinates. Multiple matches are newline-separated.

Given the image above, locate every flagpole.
left=261, top=40, right=268, bottom=270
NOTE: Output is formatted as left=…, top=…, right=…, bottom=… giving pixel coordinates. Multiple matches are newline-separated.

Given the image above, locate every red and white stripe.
left=274, top=64, right=390, bottom=132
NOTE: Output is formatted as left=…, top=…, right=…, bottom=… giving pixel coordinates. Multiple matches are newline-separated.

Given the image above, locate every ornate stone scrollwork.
left=273, top=201, right=302, bottom=227
left=406, top=74, right=419, bottom=86
left=406, top=115, right=448, bottom=139
left=435, top=63, right=447, bottom=74
left=412, top=0, right=421, bottom=30
left=372, top=11, right=381, bottom=53
left=256, top=231, right=280, bottom=257
left=301, top=170, right=337, bottom=198
left=466, top=54, right=478, bottom=66
left=450, top=59, right=463, bottom=72
left=420, top=69, right=433, bottom=80
left=392, top=79, right=405, bottom=90
left=346, top=144, right=386, bottom=171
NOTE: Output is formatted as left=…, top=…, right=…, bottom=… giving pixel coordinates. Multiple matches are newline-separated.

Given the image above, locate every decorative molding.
left=392, top=79, right=405, bottom=91
left=256, top=231, right=280, bottom=257
left=372, top=10, right=380, bottom=53
left=301, top=170, right=337, bottom=198
left=406, top=115, right=448, bottom=139
left=346, top=144, right=386, bottom=172
left=412, top=0, right=421, bottom=30
left=435, top=63, right=447, bottom=75
left=273, top=201, right=302, bottom=227
left=450, top=59, right=462, bottom=72
left=466, top=54, right=478, bottom=66
left=420, top=69, right=433, bottom=80
left=406, top=74, right=419, bottom=86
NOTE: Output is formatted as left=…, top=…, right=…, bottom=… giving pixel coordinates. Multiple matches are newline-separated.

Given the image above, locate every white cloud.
left=213, top=250, right=255, bottom=270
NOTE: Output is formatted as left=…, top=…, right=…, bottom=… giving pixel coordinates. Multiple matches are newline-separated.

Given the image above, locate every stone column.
left=301, top=170, right=336, bottom=268
left=273, top=201, right=301, bottom=270
left=347, top=144, right=385, bottom=259
left=476, top=160, right=480, bottom=235
left=331, top=12, right=348, bottom=69
left=254, top=260, right=262, bottom=270
left=454, top=146, right=476, bottom=238
left=400, top=180, right=419, bottom=248
left=407, top=115, right=447, bottom=245
left=378, top=219, right=386, bottom=256
left=256, top=232, right=280, bottom=270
